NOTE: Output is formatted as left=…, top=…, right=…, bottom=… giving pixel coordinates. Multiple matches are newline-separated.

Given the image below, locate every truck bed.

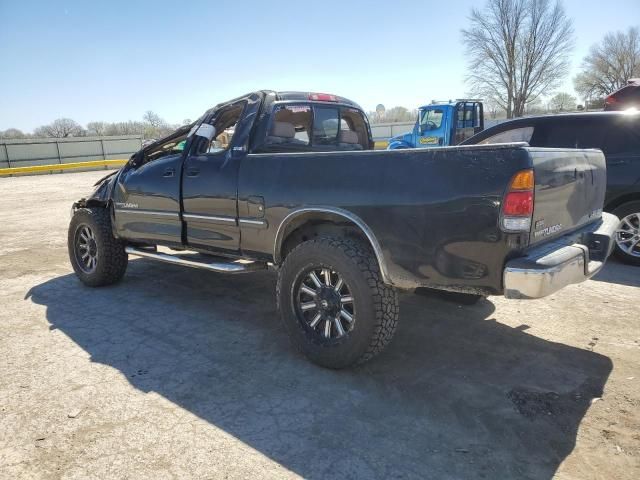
left=238, top=143, right=608, bottom=294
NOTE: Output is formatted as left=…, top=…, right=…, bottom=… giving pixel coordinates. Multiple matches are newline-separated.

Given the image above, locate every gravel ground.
left=1, top=170, right=638, bottom=480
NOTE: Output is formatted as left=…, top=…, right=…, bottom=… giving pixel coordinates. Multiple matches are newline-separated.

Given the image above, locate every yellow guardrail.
left=0, top=159, right=128, bottom=176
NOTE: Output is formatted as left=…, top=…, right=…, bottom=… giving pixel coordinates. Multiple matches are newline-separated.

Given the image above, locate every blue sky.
left=0, top=0, right=639, bottom=131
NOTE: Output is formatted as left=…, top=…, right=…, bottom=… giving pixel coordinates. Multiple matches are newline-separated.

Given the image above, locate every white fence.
left=0, top=135, right=142, bottom=170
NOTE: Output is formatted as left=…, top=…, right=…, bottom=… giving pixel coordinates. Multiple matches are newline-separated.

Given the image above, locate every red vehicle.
left=604, top=79, right=640, bottom=111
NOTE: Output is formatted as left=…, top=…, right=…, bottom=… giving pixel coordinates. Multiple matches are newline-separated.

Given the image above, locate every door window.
left=193, top=103, right=245, bottom=155
left=141, top=130, right=190, bottom=166
left=603, top=121, right=640, bottom=155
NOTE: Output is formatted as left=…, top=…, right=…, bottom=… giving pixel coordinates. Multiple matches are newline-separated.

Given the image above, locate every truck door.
left=112, top=132, right=187, bottom=246
left=181, top=101, right=246, bottom=254
left=416, top=107, right=446, bottom=147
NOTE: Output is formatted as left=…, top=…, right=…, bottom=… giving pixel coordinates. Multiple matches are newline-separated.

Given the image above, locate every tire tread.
left=276, top=236, right=399, bottom=367
left=68, top=207, right=128, bottom=287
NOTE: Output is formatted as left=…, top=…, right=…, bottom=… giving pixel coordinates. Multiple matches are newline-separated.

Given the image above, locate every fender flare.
left=387, top=140, right=412, bottom=150
left=273, top=206, right=392, bottom=285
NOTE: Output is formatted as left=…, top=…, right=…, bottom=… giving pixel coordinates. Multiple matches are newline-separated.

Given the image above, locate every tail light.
left=501, top=169, right=534, bottom=232
left=309, top=93, right=338, bottom=102
left=605, top=95, right=617, bottom=106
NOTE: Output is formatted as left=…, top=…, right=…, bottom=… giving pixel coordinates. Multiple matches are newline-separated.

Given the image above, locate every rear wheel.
left=277, top=237, right=399, bottom=369
left=612, top=201, right=640, bottom=266
left=68, top=207, right=128, bottom=286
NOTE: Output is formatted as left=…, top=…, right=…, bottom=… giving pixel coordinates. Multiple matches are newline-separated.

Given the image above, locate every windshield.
left=419, top=108, right=444, bottom=131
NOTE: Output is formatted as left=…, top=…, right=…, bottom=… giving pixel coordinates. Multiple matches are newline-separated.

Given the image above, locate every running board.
left=125, top=246, right=267, bottom=274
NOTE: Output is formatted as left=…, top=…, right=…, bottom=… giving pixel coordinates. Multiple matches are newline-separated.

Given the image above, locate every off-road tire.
left=612, top=201, right=640, bottom=266
left=277, top=236, right=399, bottom=369
left=68, top=207, right=128, bottom=286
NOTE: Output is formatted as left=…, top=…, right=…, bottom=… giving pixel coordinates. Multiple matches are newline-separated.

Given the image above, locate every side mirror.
left=130, top=150, right=144, bottom=167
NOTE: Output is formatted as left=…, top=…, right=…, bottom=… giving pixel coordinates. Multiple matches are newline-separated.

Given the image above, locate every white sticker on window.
left=287, top=105, right=311, bottom=113
left=195, top=123, right=216, bottom=141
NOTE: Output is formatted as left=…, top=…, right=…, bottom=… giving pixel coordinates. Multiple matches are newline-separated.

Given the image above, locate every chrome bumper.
left=503, top=213, right=618, bottom=299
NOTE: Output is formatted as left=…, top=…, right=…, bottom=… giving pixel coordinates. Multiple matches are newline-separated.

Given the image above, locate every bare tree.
left=34, top=118, right=84, bottom=138
left=573, top=27, right=640, bottom=102
left=143, top=111, right=172, bottom=139
left=367, top=106, right=417, bottom=124
left=143, top=111, right=166, bottom=128
left=549, top=92, right=577, bottom=112
left=462, top=0, right=574, bottom=118
left=105, top=121, right=145, bottom=136
left=86, top=121, right=108, bottom=136
left=524, top=96, right=547, bottom=114
left=483, top=96, right=507, bottom=118
left=0, top=128, right=27, bottom=139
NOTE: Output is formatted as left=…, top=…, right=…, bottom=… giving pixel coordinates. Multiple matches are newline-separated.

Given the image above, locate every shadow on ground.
left=26, top=260, right=612, bottom=479
left=591, top=258, right=640, bottom=288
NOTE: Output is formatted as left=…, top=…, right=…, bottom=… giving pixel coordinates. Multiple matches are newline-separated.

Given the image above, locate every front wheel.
left=277, top=237, right=399, bottom=369
left=612, top=201, right=640, bottom=266
left=68, top=207, right=128, bottom=286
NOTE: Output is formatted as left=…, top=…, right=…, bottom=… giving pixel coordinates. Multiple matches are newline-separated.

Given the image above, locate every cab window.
left=419, top=109, right=443, bottom=132
left=263, top=104, right=313, bottom=152
left=261, top=104, right=368, bottom=152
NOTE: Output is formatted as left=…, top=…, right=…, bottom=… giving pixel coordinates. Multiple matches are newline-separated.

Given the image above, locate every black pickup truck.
left=69, top=90, right=618, bottom=368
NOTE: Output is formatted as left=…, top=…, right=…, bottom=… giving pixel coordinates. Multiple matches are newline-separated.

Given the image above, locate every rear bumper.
left=503, top=213, right=618, bottom=299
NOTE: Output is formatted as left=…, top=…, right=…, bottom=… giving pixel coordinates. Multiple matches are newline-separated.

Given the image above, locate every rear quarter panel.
left=239, top=145, right=534, bottom=293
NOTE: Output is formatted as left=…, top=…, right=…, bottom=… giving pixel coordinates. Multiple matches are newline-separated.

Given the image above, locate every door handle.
left=186, top=169, right=199, bottom=177
left=163, top=168, right=175, bottom=178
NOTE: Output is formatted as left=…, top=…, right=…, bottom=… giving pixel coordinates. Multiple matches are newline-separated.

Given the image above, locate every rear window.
left=313, top=107, right=340, bottom=146
left=478, top=126, right=534, bottom=145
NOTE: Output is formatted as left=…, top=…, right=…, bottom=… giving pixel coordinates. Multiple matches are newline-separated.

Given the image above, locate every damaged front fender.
left=72, top=168, right=121, bottom=212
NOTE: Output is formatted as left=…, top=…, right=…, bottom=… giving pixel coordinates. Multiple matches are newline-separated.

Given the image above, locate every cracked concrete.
left=1, top=170, right=639, bottom=479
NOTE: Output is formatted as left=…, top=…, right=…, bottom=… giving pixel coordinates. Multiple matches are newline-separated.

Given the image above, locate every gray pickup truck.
left=69, top=90, right=618, bottom=368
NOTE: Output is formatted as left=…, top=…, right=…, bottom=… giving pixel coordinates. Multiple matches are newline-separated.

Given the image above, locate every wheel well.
left=279, top=215, right=370, bottom=263
left=276, top=212, right=392, bottom=285
left=605, top=192, right=640, bottom=213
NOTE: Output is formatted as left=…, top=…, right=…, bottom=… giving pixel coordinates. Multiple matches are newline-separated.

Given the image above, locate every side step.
left=125, top=246, right=267, bottom=274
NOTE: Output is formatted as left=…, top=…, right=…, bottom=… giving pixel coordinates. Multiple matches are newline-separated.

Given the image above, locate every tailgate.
left=528, top=148, right=607, bottom=245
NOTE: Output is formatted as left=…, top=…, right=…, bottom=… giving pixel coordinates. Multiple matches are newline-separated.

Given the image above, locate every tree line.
left=0, top=111, right=192, bottom=140
left=462, top=0, right=638, bottom=119
left=2, top=2, right=638, bottom=134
